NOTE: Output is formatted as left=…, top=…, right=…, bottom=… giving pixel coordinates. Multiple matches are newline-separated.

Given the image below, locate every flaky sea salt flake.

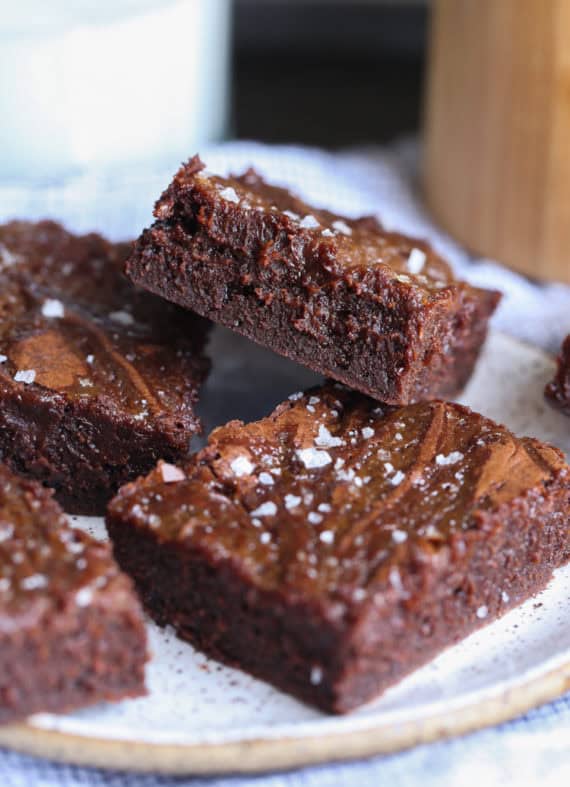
left=310, top=666, right=323, bottom=685
left=160, top=463, right=186, bottom=483
left=299, top=214, right=320, bottom=229
left=296, top=447, right=332, bottom=469
left=283, top=209, right=299, bottom=221
left=14, top=369, right=36, bottom=384
left=315, top=424, right=343, bottom=448
left=21, top=574, right=48, bottom=590
left=75, top=587, right=94, bottom=607
left=435, top=451, right=464, bottom=466
left=250, top=501, right=277, bottom=518
left=41, top=299, right=64, bottom=318
left=219, top=186, right=240, bottom=203
left=407, top=247, right=426, bottom=275
left=284, top=494, right=302, bottom=510
left=230, top=456, right=255, bottom=477
left=332, top=219, right=352, bottom=236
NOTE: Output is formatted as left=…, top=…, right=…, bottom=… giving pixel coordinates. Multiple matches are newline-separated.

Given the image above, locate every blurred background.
left=233, top=0, right=426, bottom=147
left=0, top=0, right=427, bottom=180
left=2, top=0, right=569, bottom=284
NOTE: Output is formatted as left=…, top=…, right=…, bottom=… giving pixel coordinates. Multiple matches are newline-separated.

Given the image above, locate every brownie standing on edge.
left=126, top=156, right=500, bottom=405
left=0, top=221, right=210, bottom=515
left=0, top=464, right=147, bottom=724
left=107, top=385, right=570, bottom=714
left=545, top=335, right=570, bottom=416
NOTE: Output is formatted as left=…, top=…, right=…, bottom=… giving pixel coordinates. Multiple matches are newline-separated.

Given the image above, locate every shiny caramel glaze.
left=0, top=220, right=209, bottom=429
left=156, top=156, right=453, bottom=293
left=109, top=385, right=567, bottom=605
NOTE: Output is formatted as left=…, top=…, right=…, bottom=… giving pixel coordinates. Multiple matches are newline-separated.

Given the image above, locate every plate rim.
left=0, top=661, right=568, bottom=775
left=0, top=331, right=568, bottom=775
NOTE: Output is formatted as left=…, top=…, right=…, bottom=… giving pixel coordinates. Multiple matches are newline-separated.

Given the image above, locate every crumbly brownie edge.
left=106, top=472, right=569, bottom=714
left=332, top=478, right=570, bottom=711
left=126, top=224, right=499, bottom=404
left=0, top=387, right=200, bottom=516
left=0, top=589, right=148, bottom=724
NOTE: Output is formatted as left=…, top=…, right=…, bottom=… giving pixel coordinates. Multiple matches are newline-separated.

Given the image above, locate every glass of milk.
left=0, top=0, right=231, bottom=183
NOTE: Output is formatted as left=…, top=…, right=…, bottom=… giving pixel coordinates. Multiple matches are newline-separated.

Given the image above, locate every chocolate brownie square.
left=0, top=464, right=147, bottom=724
left=545, top=335, right=570, bottom=415
left=126, top=156, right=500, bottom=405
left=0, top=220, right=210, bottom=514
left=107, top=385, right=569, bottom=713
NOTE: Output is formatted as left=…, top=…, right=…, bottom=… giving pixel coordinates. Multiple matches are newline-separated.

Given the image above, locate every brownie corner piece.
left=0, top=219, right=210, bottom=514
left=545, top=334, right=570, bottom=416
left=126, top=156, right=500, bottom=405
left=0, top=463, right=148, bottom=724
left=107, top=386, right=569, bottom=714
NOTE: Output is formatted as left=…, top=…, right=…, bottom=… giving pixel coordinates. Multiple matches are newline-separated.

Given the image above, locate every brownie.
left=126, top=156, right=500, bottom=405
left=0, top=220, right=210, bottom=514
left=545, top=335, right=570, bottom=415
left=107, top=385, right=570, bottom=714
left=0, top=463, right=147, bottom=724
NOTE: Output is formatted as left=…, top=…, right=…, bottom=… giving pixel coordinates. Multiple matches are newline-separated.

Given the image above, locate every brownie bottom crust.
left=107, top=480, right=569, bottom=714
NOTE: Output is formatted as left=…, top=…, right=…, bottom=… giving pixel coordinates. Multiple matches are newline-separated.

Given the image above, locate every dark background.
left=232, top=0, right=428, bottom=147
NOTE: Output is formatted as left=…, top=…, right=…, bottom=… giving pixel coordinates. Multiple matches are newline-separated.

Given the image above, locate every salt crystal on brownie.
left=230, top=456, right=255, bottom=477
left=219, top=186, right=240, bottom=204
left=299, top=215, right=320, bottom=229
left=407, top=248, right=426, bottom=275
left=41, top=299, right=64, bottom=318
left=296, top=447, right=332, bottom=469
left=332, top=219, right=352, bottom=236
left=159, top=463, right=186, bottom=483
left=14, top=369, right=36, bottom=384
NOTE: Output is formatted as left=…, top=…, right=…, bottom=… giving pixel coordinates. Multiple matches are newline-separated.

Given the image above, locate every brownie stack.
left=105, top=157, right=569, bottom=713
left=1, top=157, right=569, bottom=723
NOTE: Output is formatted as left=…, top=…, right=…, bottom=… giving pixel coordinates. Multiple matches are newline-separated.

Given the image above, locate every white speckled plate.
left=0, top=329, right=568, bottom=775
